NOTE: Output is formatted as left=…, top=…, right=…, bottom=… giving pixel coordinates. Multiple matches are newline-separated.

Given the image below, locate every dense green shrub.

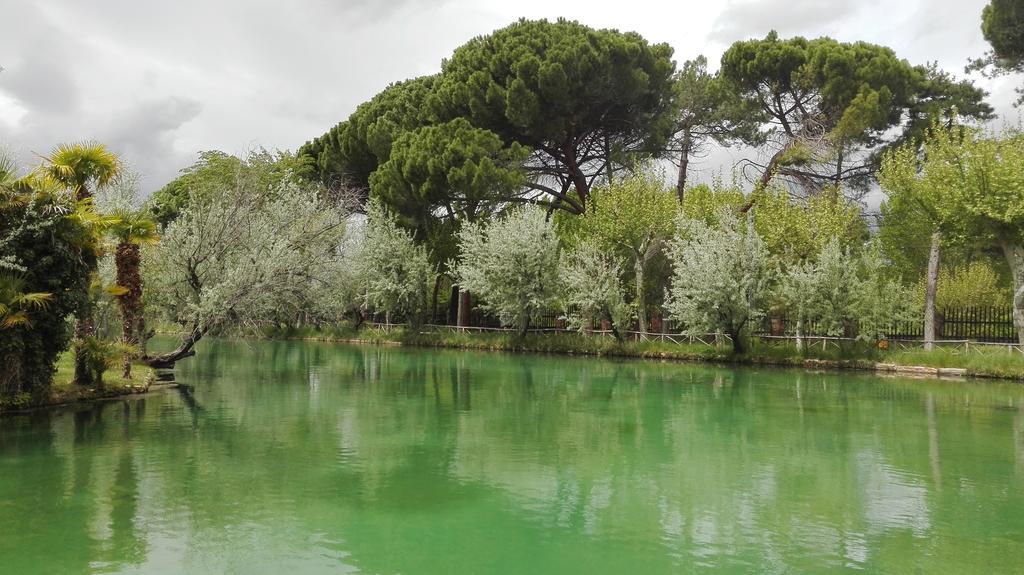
left=0, top=177, right=92, bottom=399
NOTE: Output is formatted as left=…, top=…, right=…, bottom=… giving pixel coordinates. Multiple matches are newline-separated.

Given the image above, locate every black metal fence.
left=935, top=306, right=1017, bottom=342
left=757, top=306, right=1017, bottom=343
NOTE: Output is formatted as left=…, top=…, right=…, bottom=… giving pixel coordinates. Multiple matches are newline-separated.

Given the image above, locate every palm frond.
left=105, top=284, right=129, bottom=297
left=16, top=291, right=52, bottom=309
left=36, top=141, right=121, bottom=192
left=1, top=311, right=30, bottom=329
left=109, top=208, right=160, bottom=244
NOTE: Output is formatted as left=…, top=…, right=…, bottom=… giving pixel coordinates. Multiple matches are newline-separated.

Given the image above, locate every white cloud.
left=0, top=0, right=1017, bottom=194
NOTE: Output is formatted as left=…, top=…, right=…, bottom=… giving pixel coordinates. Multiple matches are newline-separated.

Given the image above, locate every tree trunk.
left=759, top=145, right=789, bottom=190
left=604, top=134, right=614, bottom=185
left=142, top=326, right=203, bottom=369
left=74, top=300, right=96, bottom=387
left=740, top=143, right=792, bottom=214
left=448, top=285, right=459, bottom=325
left=75, top=184, right=91, bottom=203
left=676, top=129, right=692, bottom=203
left=606, top=310, right=624, bottom=343
left=634, top=255, right=647, bottom=334
left=923, top=231, right=942, bottom=351
left=562, top=141, right=590, bottom=213
left=430, top=275, right=442, bottom=324
left=1001, top=238, right=1024, bottom=347
left=730, top=328, right=746, bottom=355
left=115, top=242, right=143, bottom=378
left=0, top=351, right=22, bottom=397
left=795, top=317, right=804, bottom=352
left=518, top=314, right=530, bottom=338
left=834, top=148, right=844, bottom=187
left=457, top=290, right=471, bottom=328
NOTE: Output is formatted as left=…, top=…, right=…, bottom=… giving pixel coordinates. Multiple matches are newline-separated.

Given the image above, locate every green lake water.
left=2, top=339, right=1024, bottom=574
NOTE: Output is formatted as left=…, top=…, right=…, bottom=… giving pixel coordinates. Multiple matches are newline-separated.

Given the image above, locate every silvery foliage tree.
left=851, top=244, right=919, bottom=342
left=455, top=206, right=560, bottom=335
left=781, top=238, right=917, bottom=346
left=300, top=221, right=365, bottom=327
left=665, top=213, right=774, bottom=354
left=143, top=170, right=352, bottom=366
left=560, top=240, right=633, bottom=341
left=355, top=200, right=433, bottom=327
left=779, top=238, right=860, bottom=348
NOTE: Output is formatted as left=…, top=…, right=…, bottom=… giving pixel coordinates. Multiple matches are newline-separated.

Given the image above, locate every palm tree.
left=40, top=142, right=121, bottom=202
left=108, top=210, right=159, bottom=378
left=37, top=143, right=121, bottom=386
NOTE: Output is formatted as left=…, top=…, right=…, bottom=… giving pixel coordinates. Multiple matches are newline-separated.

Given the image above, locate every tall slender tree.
left=108, top=210, right=158, bottom=378
left=880, top=125, right=1024, bottom=345
left=561, top=172, right=677, bottom=332
left=38, top=143, right=121, bottom=387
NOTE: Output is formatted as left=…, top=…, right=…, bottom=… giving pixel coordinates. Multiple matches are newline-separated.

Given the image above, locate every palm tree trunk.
left=115, top=242, right=143, bottom=378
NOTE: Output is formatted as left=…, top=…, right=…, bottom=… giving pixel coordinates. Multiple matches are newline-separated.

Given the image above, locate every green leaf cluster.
left=720, top=32, right=992, bottom=190
left=880, top=124, right=1024, bottom=343
left=751, top=187, right=868, bottom=263
left=983, top=0, right=1024, bottom=61
left=303, top=18, right=678, bottom=220
left=149, top=150, right=312, bottom=227
left=0, top=159, right=93, bottom=398
left=368, top=117, right=529, bottom=267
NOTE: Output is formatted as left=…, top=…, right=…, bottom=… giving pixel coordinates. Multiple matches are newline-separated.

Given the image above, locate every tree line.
left=2, top=2, right=1023, bottom=402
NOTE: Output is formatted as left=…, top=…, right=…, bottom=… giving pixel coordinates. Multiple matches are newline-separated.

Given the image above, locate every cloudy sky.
left=1, top=0, right=1020, bottom=194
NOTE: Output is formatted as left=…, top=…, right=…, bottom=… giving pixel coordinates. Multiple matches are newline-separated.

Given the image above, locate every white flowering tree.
left=455, top=206, right=560, bottom=335
left=665, top=213, right=774, bottom=354
left=560, top=240, right=633, bottom=341
left=143, top=164, right=352, bottom=367
left=356, top=200, right=434, bottom=328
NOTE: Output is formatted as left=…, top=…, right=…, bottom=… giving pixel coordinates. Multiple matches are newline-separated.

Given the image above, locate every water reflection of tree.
left=2, top=340, right=1023, bottom=573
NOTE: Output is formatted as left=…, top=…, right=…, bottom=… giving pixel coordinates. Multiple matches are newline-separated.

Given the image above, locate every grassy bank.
left=0, top=353, right=160, bottom=413
left=884, top=348, right=1024, bottom=379
left=261, top=324, right=1024, bottom=381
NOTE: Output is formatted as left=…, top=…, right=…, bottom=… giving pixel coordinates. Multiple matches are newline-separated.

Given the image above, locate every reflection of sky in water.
left=860, top=450, right=931, bottom=537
